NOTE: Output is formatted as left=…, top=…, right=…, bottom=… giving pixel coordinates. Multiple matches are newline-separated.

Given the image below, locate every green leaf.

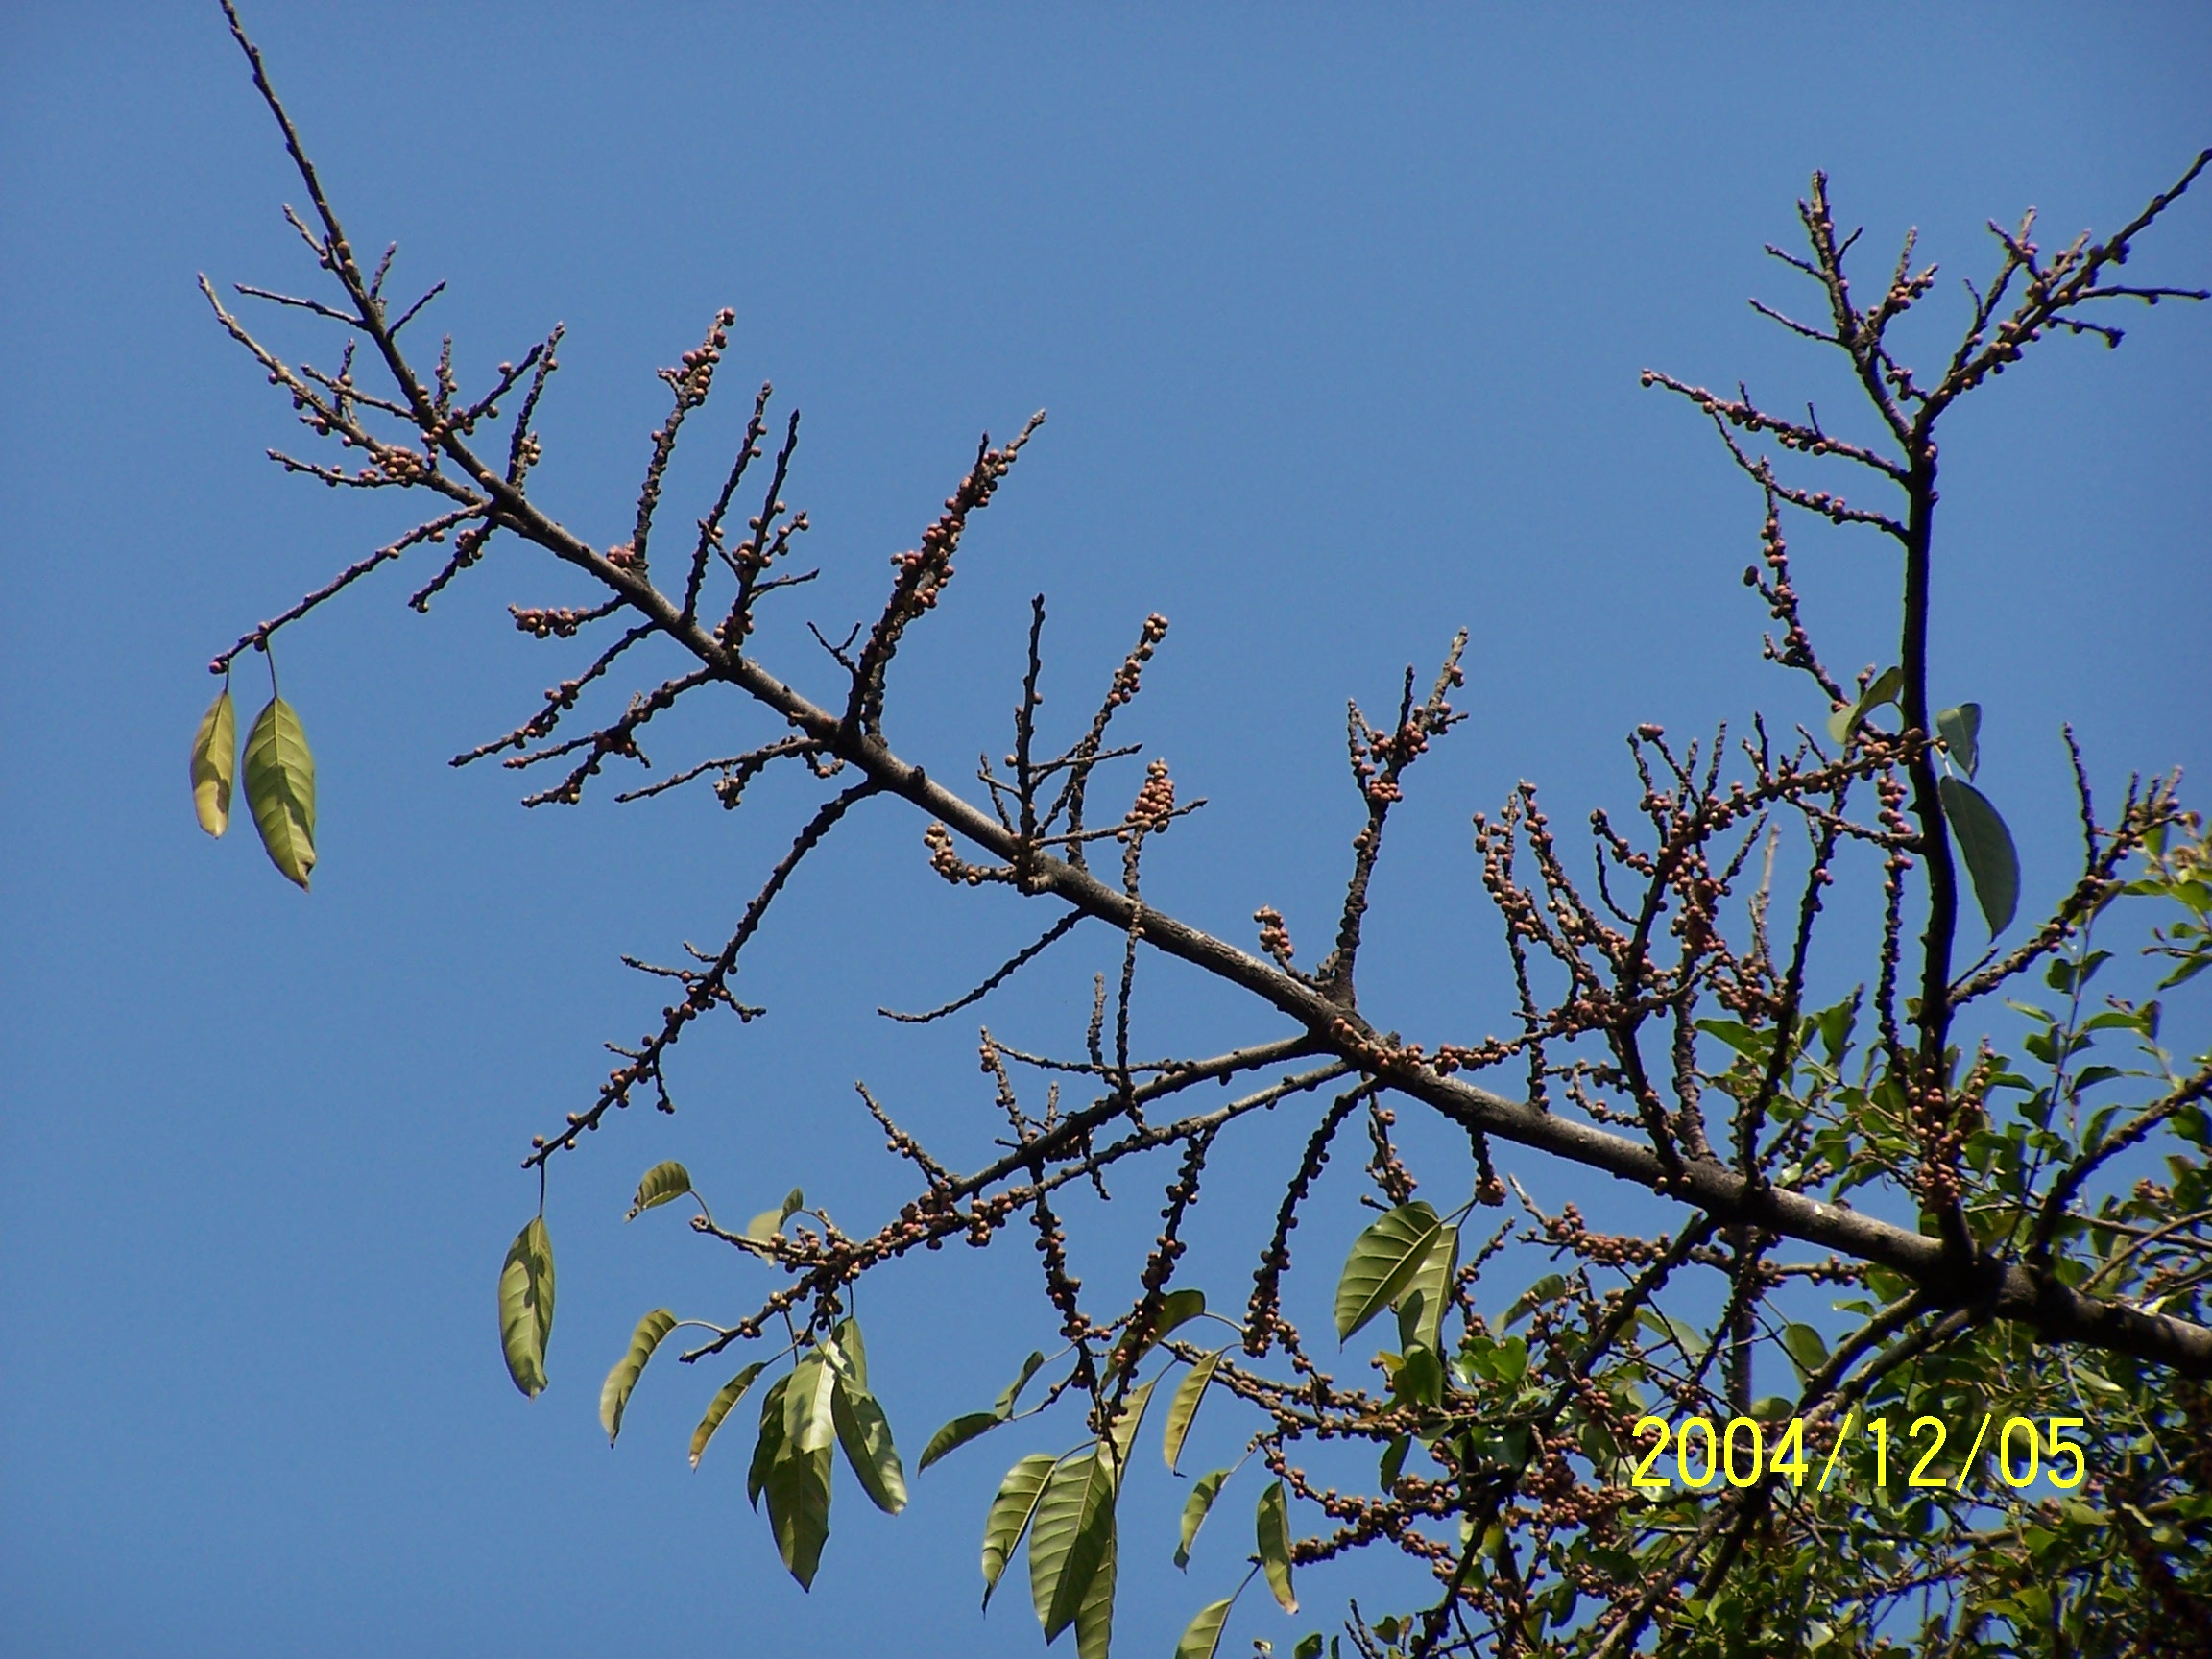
left=1174, top=1468, right=1229, bottom=1569
left=1503, top=1273, right=1567, bottom=1330
left=189, top=687, right=235, bottom=837
left=1936, top=703, right=1982, bottom=781
left=1334, top=1201, right=1443, bottom=1343
left=982, top=1453, right=1057, bottom=1608
left=689, top=1360, right=766, bottom=1468
left=1827, top=666, right=1902, bottom=747
left=763, top=1436, right=834, bottom=1589
left=830, top=1374, right=907, bottom=1515
left=497, top=1215, right=555, bottom=1399
left=625, top=1161, right=692, bottom=1221
left=830, top=1317, right=869, bottom=1389
left=599, top=1308, right=677, bottom=1445
left=1779, top=1323, right=1829, bottom=1379
left=1378, top=1434, right=1410, bottom=1492
left=1030, top=1446, right=1117, bottom=1641
left=1174, top=1597, right=1237, bottom=1659
left=1257, top=1479, right=1298, bottom=1613
left=1105, top=1377, right=1157, bottom=1483
left=921, top=1411, right=1004, bottom=1472
left=1395, top=1223, right=1459, bottom=1355
left=995, top=1351, right=1046, bottom=1419
left=784, top=1349, right=839, bottom=1455
left=746, top=1187, right=806, bottom=1242
left=1295, top=1636, right=1325, bottom=1659
left=747, top=1374, right=789, bottom=1509
left=1110, top=1286, right=1208, bottom=1376
left=243, top=695, right=316, bottom=888
left=1071, top=1498, right=1117, bottom=1659
left=1940, top=776, right=2020, bottom=936
left=1163, top=1349, right=1225, bottom=1472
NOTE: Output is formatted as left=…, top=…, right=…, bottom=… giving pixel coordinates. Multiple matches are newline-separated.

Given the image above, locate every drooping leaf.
left=1937, top=703, right=1982, bottom=781
left=922, top=1412, right=1005, bottom=1471
left=995, top=1350, right=1047, bottom=1418
left=625, top=1161, right=692, bottom=1221
left=497, top=1214, right=555, bottom=1398
left=1334, top=1201, right=1443, bottom=1343
left=1379, top=1434, right=1410, bottom=1492
left=189, top=687, right=235, bottom=837
left=243, top=694, right=317, bottom=888
left=1257, top=1479, right=1298, bottom=1613
left=1940, top=776, right=2020, bottom=937
left=599, top=1307, right=677, bottom=1445
left=689, top=1360, right=767, bottom=1468
left=1174, top=1468, right=1229, bottom=1570
left=982, top=1453, right=1057, bottom=1608
left=1109, top=1286, right=1208, bottom=1376
left=784, top=1349, right=839, bottom=1455
left=1070, top=1494, right=1118, bottom=1659
left=1104, top=1377, right=1157, bottom=1484
left=1163, top=1349, right=1224, bottom=1472
left=1394, top=1223, right=1460, bottom=1355
left=763, top=1437, right=834, bottom=1589
left=1174, top=1597, right=1237, bottom=1659
left=1030, top=1446, right=1118, bottom=1642
left=830, top=1374, right=907, bottom=1515
left=747, top=1374, right=789, bottom=1509
left=1779, top=1323, right=1830, bottom=1379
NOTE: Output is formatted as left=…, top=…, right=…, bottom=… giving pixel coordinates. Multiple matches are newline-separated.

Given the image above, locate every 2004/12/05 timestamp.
left=1626, top=1413, right=2089, bottom=1495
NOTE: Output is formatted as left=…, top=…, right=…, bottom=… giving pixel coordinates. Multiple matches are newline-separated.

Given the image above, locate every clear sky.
left=2, top=5, right=2206, bottom=1656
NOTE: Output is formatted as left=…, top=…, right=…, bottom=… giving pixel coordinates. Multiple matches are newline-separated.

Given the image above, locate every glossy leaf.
left=922, top=1411, right=1004, bottom=1472
left=1334, top=1201, right=1443, bottom=1342
left=831, top=1374, right=907, bottom=1514
left=689, top=1360, right=766, bottom=1468
left=1163, top=1349, right=1224, bottom=1471
left=243, top=695, right=316, bottom=888
left=1174, top=1468, right=1229, bottom=1569
left=1257, top=1479, right=1298, bottom=1613
left=1174, top=1597, right=1237, bottom=1659
left=1940, top=776, right=2020, bottom=936
left=1031, top=1447, right=1117, bottom=1641
left=1395, top=1222, right=1459, bottom=1355
left=784, top=1349, right=839, bottom=1455
left=625, top=1161, right=691, bottom=1221
left=1937, top=703, right=1982, bottom=781
left=994, top=1350, right=1047, bottom=1419
left=599, top=1307, right=677, bottom=1445
left=981, top=1453, right=1057, bottom=1607
left=496, top=1215, right=555, bottom=1398
left=189, top=687, right=235, bottom=836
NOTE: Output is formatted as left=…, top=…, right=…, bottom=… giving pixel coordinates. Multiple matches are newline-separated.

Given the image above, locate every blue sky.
left=2, top=5, right=2207, bottom=1656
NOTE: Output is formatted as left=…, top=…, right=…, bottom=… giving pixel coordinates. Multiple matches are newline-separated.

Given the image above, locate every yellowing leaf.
left=1030, top=1446, right=1117, bottom=1641
left=599, top=1307, right=677, bottom=1445
left=690, top=1360, right=766, bottom=1468
left=1257, top=1479, right=1297, bottom=1613
left=243, top=694, right=316, bottom=888
left=1334, top=1201, right=1443, bottom=1343
left=189, top=687, right=235, bottom=836
left=1174, top=1596, right=1237, bottom=1659
left=625, top=1161, right=691, bottom=1221
left=981, top=1453, right=1057, bottom=1607
left=497, top=1215, right=555, bottom=1399
left=1173, top=1468, right=1229, bottom=1570
left=1163, top=1349, right=1224, bottom=1472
